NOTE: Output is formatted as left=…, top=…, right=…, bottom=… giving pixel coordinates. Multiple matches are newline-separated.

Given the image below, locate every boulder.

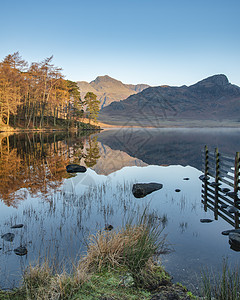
left=132, top=183, right=163, bottom=198
left=222, top=229, right=240, bottom=236
left=229, top=233, right=240, bottom=249
left=66, top=164, right=86, bottom=173
left=14, top=246, right=28, bottom=256
left=1, top=233, right=15, bottom=242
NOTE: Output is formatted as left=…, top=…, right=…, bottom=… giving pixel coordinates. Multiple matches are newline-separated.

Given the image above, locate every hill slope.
left=77, top=75, right=149, bottom=109
left=99, top=74, right=240, bottom=126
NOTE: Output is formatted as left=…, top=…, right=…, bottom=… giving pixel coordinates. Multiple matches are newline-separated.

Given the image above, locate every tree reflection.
left=84, top=136, right=100, bottom=168
left=0, top=131, right=99, bottom=207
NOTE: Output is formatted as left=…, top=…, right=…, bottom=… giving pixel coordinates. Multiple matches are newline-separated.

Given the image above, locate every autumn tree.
left=84, top=92, right=100, bottom=124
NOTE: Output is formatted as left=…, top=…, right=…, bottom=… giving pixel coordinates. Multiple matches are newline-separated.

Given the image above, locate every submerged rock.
left=66, top=164, right=87, bottom=173
left=175, top=189, right=181, bottom=193
left=14, top=246, right=28, bottom=256
left=132, top=183, right=163, bottom=198
left=183, top=178, right=189, bottom=181
left=1, top=233, right=15, bottom=242
left=222, top=229, right=240, bottom=236
left=11, top=224, right=24, bottom=229
left=200, top=219, right=213, bottom=223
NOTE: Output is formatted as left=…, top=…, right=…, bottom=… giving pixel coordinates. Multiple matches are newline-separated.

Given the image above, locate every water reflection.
left=0, top=132, right=101, bottom=207
left=97, top=128, right=240, bottom=169
left=1, top=129, right=240, bottom=292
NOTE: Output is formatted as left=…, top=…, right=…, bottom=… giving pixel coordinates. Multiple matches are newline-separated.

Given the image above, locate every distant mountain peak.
left=192, top=74, right=229, bottom=87
left=77, top=75, right=149, bottom=108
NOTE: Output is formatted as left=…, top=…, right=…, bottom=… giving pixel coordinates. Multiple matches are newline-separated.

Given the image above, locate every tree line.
left=0, top=52, right=100, bottom=129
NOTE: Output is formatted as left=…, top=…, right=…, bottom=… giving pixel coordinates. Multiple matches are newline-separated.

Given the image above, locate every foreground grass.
left=201, top=259, right=240, bottom=300
left=0, top=215, right=194, bottom=300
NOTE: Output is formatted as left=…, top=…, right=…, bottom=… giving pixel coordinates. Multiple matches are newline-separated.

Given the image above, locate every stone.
left=14, top=246, right=28, bottom=256
left=229, top=233, right=240, bottom=249
left=220, top=203, right=228, bottom=209
left=104, top=224, right=113, bottom=231
left=66, top=164, right=87, bottom=173
left=175, top=189, right=181, bottom=192
left=222, top=229, right=240, bottom=236
left=132, top=183, right=163, bottom=198
left=209, top=182, right=222, bottom=187
left=226, top=191, right=238, bottom=198
left=199, top=175, right=210, bottom=182
left=11, top=224, right=24, bottom=229
left=227, top=206, right=238, bottom=213
left=221, top=188, right=230, bottom=193
left=200, top=219, right=213, bottom=223
left=183, top=178, right=189, bottom=181
left=1, top=233, right=15, bottom=242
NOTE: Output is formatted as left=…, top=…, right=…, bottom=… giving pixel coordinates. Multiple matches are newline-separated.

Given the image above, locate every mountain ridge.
left=99, top=74, right=240, bottom=126
left=77, top=75, right=149, bottom=108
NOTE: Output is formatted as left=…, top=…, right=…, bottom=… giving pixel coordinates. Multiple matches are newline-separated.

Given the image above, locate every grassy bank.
left=0, top=216, right=195, bottom=300
left=0, top=116, right=101, bottom=133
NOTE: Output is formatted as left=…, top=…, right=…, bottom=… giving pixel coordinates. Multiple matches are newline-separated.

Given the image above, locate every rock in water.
left=104, top=224, right=113, bottom=231
left=66, top=164, right=87, bottom=173
left=14, top=246, right=28, bottom=256
left=175, top=189, right=181, bottom=192
left=1, top=233, right=15, bottom=242
left=222, top=229, right=240, bottom=236
left=132, top=183, right=163, bottom=198
left=200, top=219, right=213, bottom=223
left=221, top=188, right=230, bottom=193
left=11, top=224, right=24, bottom=229
left=229, top=233, right=240, bottom=250
left=199, top=175, right=210, bottom=182
left=227, top=206, right=238, bottom=213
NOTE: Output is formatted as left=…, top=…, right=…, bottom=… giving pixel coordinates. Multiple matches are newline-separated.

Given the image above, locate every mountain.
left=76, top=75, right=149, bottom=109
left=99, top=74, right=240, bottom=126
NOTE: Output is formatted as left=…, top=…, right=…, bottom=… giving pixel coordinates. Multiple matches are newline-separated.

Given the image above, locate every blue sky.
left=1, top=0, right=239, bottom=86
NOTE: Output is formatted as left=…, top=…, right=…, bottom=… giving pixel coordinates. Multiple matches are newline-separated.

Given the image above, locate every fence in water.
left=201, top=145, right=240, bottom=228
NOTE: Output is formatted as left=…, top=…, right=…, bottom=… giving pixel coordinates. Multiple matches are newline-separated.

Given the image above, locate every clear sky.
left=1, top=0, right=239, bottom=86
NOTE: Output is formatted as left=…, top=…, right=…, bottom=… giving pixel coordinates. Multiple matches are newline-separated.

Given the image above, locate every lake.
left=0, top=128, right=240, bottom=292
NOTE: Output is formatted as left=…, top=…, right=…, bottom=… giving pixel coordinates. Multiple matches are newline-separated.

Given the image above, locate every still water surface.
left=0, top=128, right=240, bottom=291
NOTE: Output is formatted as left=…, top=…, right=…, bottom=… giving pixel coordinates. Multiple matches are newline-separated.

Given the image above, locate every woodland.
left=0, top=52, right=99, bottom=130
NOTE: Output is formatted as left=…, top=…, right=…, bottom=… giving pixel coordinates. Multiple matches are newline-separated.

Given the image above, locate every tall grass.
left=82, top=211, right=169, bottom=289
left=201, top=259, right=240, bottom=300
left=5, top=211, right=169, bottom=299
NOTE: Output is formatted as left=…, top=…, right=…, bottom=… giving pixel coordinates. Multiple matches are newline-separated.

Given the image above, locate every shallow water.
left=0, top=128, right=240, bottom=292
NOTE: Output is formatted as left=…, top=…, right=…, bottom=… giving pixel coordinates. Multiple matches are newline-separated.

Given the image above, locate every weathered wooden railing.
left=201, top=146, right=240, bottom=228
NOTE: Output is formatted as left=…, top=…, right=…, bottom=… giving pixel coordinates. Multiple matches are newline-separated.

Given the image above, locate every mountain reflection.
left=97, top=128, right=240, bottom=169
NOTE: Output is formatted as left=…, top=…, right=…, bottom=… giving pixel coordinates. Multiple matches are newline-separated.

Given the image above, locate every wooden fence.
left=201, top=145, right=240, bottom=228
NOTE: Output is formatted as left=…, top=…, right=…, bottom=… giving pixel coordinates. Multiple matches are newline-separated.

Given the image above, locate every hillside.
left=99, top=74, right=240, bottom=127
left=77, top=75, right=149, bottom=108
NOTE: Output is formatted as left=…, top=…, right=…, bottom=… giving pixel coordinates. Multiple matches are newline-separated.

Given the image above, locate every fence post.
left=234, top=152, right=239, bottom=228
left=214, top=148, right=220, bottom=219
left=203, top=145, right=209, bottom=211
